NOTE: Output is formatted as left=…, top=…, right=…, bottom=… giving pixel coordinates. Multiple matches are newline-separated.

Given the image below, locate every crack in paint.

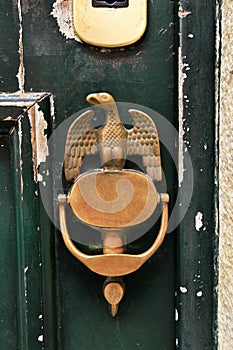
left=195, top=212, right=204, bottom=232
left=16, top=0, right=25, bottom=92
left=28, top=105, right=49, bottom=182
left=178, top=5, right=192, bottom=19
left=178, top=47, right=186, bottom=187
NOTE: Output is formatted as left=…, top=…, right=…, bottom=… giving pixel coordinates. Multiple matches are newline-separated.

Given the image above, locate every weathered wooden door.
left=0, top=1, right=217, bottom=349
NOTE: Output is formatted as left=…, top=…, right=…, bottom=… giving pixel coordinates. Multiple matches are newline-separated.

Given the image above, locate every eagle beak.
left=86, top=93, right=100, bottom=106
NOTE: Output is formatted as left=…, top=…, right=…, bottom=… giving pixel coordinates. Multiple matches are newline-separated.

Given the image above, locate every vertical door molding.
left=0, top=92, right=56, bottom=349
left=177, top=1, right=217, bottom=349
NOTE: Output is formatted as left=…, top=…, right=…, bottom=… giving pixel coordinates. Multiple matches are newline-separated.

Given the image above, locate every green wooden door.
left=0, top=1, right=217, bottom=349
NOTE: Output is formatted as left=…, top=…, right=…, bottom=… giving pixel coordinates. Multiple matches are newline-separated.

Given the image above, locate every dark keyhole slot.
left=92, top=0, right=128, bottom=8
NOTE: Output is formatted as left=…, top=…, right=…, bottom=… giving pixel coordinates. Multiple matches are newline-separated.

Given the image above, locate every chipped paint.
left=37, top=173, right=43, bottom=182
left=178, top=5, right=192, bottom=19
left=158, top=28, right=168, bottom=35
left=195, top=212, right=204, bottom=231
left=28, top=104, right=49, bottom=182
left=175, top=308, right=179, bottom=321
left=51, top=0, right=82, bottom=42
left=24, top=262, right=28, bottom=299
left=37, top=335, right=43, bottom=342
left=0, top=93, right=51, bottom=183
left=180, top=286, right=188, bottom=293
left=16, top=0, right=25, bottom=92
left=178, top=47, right=187, bottom=186
left=2, top=116, right=18, bottom=121
left=0, top=92, right=50, bottom=107
left=49, top=94, right=56, bottom=123
left=178, top=5, right=192, bottom=187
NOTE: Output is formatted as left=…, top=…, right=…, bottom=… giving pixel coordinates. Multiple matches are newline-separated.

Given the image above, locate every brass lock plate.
left=73, top=0, right=147, bottom=48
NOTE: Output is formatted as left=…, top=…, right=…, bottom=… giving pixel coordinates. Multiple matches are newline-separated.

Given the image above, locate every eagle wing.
left=127, top=109, right=162, bottom=181
left=64, top=110, right=98, bottom=182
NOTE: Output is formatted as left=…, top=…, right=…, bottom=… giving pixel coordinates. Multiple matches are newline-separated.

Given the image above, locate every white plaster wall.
left=218, top=0, right=233, bottom=349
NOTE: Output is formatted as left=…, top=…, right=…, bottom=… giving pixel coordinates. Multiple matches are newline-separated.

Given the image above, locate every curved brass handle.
left=58, top=193, right=169, bottom=277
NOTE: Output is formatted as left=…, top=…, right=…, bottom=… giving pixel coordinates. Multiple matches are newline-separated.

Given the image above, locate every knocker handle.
left=58, top=193, right=169, bottom=277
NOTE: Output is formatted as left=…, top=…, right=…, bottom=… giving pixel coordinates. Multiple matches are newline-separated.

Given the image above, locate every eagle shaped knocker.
left=58, top=92, right=169, bottom=317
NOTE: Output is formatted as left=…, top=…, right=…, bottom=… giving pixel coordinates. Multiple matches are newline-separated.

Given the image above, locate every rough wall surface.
left=218, top=0, right=233, bottom=349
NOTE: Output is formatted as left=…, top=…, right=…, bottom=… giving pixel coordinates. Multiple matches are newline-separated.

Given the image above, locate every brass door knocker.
left=58, top=93, right=169, bottom=316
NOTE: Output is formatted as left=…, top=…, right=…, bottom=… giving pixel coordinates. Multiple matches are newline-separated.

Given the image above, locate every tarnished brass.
left=68, top=170, right=160, bottom=228
left=64, top=92, right=162, bottom=182
left=59, top=92, right=169, bottom=316
left=58, top=193, right=169, bottom=277
left=103, top=277, right=125, bottom=317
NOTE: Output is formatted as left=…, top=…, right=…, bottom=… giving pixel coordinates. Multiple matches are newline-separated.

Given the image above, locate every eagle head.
left=86, top=92, right=115, bottom=109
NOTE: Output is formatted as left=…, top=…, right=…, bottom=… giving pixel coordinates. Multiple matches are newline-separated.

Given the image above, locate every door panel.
left=0, top=134, right=18, bottom=348
left=23, top=1, right=177, bottom=348
left=0, top=0, right=217, bottom=349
